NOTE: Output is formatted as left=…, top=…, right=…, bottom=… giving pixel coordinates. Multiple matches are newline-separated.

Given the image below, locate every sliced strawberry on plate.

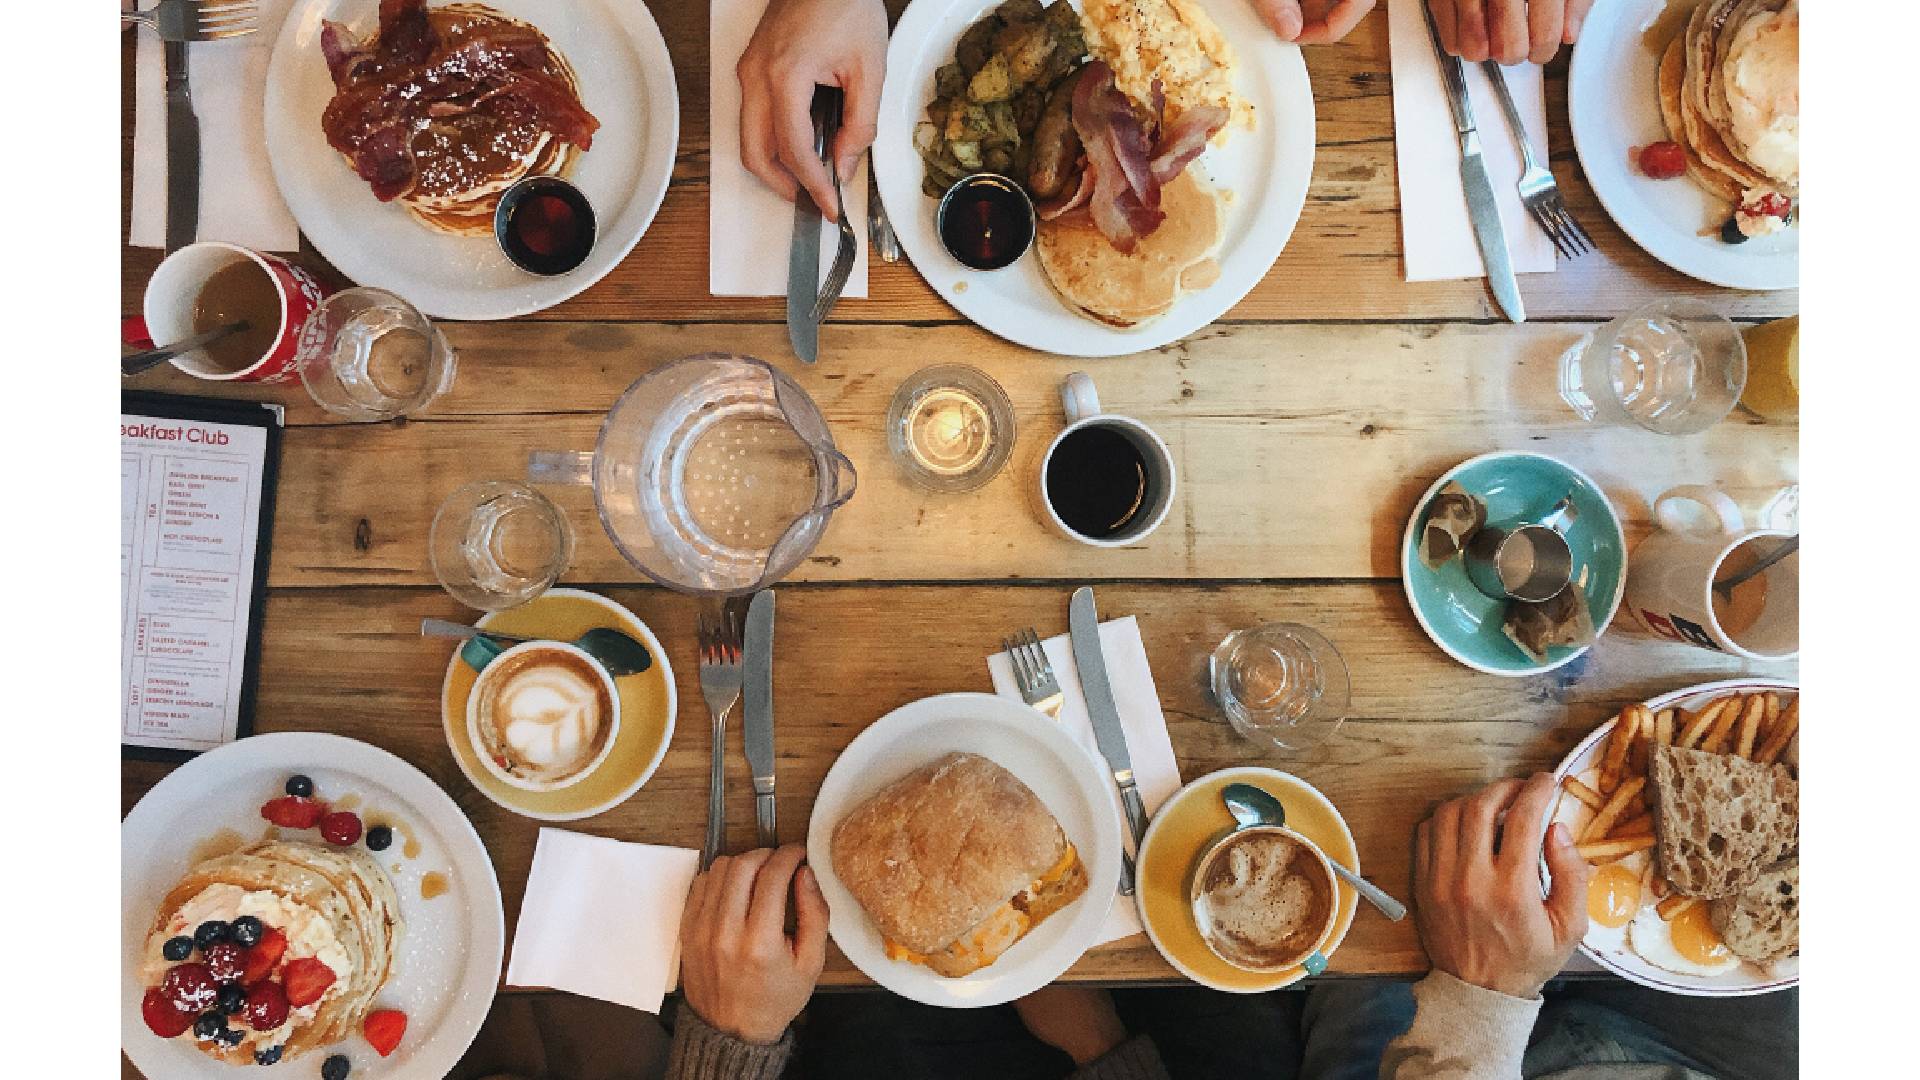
left=261, top=796, right=329, bottom=830
left=142, top=987, right=195, bottom=1038
left=160, top=962, right=220, bottom=1013
left=364, top=1009, right=407, bottom=1057
left=241, top=980, right=292, bottom=1032
left=203, top=941, right=247, bottom=984
left=282, top=957, right=337, bottom=1007
left=241, top=927, right=289, bottom=985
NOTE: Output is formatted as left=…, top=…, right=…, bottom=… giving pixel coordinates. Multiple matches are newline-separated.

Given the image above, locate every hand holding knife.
left=1420, top=1, right=1525, bottom=323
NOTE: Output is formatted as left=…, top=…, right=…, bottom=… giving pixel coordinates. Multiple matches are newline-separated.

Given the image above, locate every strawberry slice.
left=241, top=927, right=289, bottom=985
left=160, top=962, right=219, bottom=1013
left=364, top=1009, right=407, bottom=1057
left=282, top=957, right=337, bottom=1007
left=142, top=987, right=195, bottom=1038
left=261, top=796, right=329, bottom=830
left=241, top=981, right=291, bottom=1032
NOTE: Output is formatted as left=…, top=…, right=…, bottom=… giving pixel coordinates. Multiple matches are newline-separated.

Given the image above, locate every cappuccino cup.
left=466, top=641, right=621, bottom=791
left=1189, top=826, right=1338, bottom=974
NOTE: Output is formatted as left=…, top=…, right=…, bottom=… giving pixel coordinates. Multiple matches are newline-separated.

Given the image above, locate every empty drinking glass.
left=297, top=288, right=456, bottom=421
left=1209, top=623, right=1351, bottom=753
left=430, top=481, right=573, bottom=611
left=1559, top=299, right=1746, bottom=436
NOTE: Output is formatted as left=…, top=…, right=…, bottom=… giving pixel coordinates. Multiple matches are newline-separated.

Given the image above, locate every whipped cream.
left=1722, top=0, right=1799, bottom=186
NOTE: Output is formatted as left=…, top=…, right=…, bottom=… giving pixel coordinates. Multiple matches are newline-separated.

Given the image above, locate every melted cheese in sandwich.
left=883, top=844, right=1083, bottom=972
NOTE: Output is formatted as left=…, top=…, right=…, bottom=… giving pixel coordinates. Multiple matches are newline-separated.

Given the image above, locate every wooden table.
left=120, top=5, right=1797, bottom=991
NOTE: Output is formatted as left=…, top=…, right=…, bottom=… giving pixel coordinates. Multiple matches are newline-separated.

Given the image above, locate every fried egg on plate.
left=1629, top=903, right=1741, bottom=978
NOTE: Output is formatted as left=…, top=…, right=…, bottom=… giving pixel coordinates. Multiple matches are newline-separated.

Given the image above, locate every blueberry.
left=1719, top=216, right=1750, bottom=244
left=285, top=775, right=314, bottom=798
left=231, top=916, right=265, bottom=947
left=216, top=984, right=247, bottom=1015
left=194, top=921, right=233, bottom=949
left=255, top=1045, right=284, bottom=1067
left=321, top=1054, right=352, bottom=1080
left=194, top=1012, right=229, bottom=1039
left=218, top=1027, right=247, bottom=1047
left=364, top=826, right=393, bottom=852
left=163, top=935, right=195, bottom=961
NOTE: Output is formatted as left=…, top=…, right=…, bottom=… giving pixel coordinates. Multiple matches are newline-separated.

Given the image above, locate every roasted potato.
left=917, top=0, right=1088, bottom=198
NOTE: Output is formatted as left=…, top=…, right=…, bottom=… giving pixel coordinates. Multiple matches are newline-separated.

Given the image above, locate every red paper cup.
left=142, top=242, right=333, bottom=383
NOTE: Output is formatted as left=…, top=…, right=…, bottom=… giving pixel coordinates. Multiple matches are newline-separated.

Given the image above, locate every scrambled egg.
left=1079, top=0, right=1253, bottom=132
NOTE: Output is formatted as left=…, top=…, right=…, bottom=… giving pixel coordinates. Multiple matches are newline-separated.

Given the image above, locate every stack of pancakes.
left=144, top=841, right=402, bottom=1065
left=1656, top=0, right=1799, bottom=208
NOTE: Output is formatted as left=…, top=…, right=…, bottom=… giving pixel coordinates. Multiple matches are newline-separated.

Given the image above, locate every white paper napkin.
left=1387, top=0, right=1554, bottom=281
left=129, top=0, right=301, bottom=252
left=987, top=616, right=1182, bottom=947
left=709, top=0, right=870, bottom=298
left=504, top=828, right=700, bottom=1015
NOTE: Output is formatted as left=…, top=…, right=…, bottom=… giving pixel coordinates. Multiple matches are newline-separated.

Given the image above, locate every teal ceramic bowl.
left=1400, top=452, right=1627, bottom=676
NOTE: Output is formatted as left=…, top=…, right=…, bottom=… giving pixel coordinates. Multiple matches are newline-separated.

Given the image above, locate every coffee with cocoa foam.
left=1192, top=828, right=1335, bottom=971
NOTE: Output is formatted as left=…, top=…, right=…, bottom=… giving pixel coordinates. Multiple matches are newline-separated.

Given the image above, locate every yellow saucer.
left=1136, top=767, right=1359, bottom=993
left=440, top=588, right=676, bottom=821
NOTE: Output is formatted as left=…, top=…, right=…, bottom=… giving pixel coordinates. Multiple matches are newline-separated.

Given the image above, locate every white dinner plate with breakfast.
left=1568, top=0, right=1797, bottom=290
left=806, top=693, right=1124, bottom=1008
left=875, top=0, right=1315, bottom=356
left=1550, top=678, right=1798, bottom=996
left=264, top=0, right=679, bottom=319
left=123, top=732, right=505, bottom=1076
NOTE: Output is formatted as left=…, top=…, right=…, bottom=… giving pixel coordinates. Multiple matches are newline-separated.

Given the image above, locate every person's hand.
left=1014, top=986, right=1129, bottom=1067
left=1427, top=0, right=1594, bottom=65
left=678, top=845, right=829, bottom=1044
left=737, top=0, right=889, bottom=220
left=1411, top=773, right=1592, bottom=1000
left=1251, top=1, right=1377, bottom=44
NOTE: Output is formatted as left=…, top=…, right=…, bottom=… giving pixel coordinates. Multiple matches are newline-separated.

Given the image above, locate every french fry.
left=1654, top=709, right=1675, bottom=747
left=1657, top=895, right=1697, bottom=921
left=1628, top=739, right=1648, bottom=776
left=1578, top=836, right=1657, bottom=863
left=1612, top=812, right=1654, bottom=839
left=1754, top=699, right=1800, bottom=765
left=1562, top=777, right=1605, bottom=810
left=1600, top=707, right=1646, bottom=794
left=1582, top=776, right=1647, bottom=843
left=1733, top=694, right=1765, bottom=758
left=1677, top=699, right=1728, bottom=749
left=1700, top=696, right=1744, bottom=754
left=1760, top=692, right=1782, bottom=741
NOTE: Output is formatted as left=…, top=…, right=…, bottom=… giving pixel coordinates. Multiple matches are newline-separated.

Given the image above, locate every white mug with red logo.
left=140, top=242, right=332, bottom=383
left=1623, top=485, right=1798, bottom=660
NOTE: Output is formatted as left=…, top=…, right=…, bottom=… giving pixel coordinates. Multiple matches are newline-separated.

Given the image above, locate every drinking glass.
left=430, top=481, right=573, bottom=611
left=1210, top=624, right=1351, bottom=753
left=886, top=364, right=1016, bottom=492
left=297, top=288, right=456, bottom=421
left=1558, top=299, right=1746, bottom=435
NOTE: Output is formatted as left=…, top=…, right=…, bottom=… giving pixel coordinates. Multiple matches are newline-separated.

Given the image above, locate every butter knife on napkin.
left=1420, top=1, right=1524, bottom=322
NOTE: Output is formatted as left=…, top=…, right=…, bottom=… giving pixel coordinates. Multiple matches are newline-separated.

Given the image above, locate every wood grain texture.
left=122, top=583, right=1791, bottom=983
left=119, top=6, right=1796, bottom=325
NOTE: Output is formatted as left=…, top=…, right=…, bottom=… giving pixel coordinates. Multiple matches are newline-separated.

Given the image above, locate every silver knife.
left=1068, top=587, right=1144, bottom=896
left=1421, top=3, right=1524, bottom=323
left=163, top=38, right=201, bottom=253
left=742, top=590, right=778, bottom=848
left=786, top=91, right=837, bottom=364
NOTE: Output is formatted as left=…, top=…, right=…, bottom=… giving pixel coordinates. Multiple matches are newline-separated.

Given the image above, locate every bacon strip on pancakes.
left=1063, top=62, right=1228, bottom=253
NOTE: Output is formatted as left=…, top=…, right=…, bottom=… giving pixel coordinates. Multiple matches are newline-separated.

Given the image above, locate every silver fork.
left=812, top=154, right=860, bottom=323
left=1004, top=628, right=1065, bottom=719
left=1479, top=60, right=1593, bottom=259
left=123, top=0, right=260, bottom=41
left=697, top=608, right=744, bottom=870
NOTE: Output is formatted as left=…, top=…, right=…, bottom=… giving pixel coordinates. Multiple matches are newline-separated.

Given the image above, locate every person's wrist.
left=690, top=1000, right=789, bottom=1046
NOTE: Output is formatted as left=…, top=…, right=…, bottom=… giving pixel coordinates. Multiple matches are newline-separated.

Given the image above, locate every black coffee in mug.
left=1046, top=424, right=1153, bottom=539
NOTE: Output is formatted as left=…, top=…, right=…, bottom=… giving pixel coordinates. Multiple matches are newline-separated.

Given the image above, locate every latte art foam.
left=471, top=644, right=616, bottom=789
left=1193, top=830, right=1334, bottom=971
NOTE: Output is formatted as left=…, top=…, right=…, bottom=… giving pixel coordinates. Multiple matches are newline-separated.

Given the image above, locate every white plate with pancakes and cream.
left=1568, top=0, right=1797, bottom=290
left=875, top=0, right=1315, bottom=356
left=123, top=732, right=505, bottom=1077
left=806, top=693, right=1124, bottom=1008
left=264, top=0, right=679, bottom=319
left=1550, top=678, right=1798, bottom=996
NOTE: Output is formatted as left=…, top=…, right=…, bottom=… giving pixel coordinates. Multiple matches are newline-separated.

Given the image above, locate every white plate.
left=874, top=0, right=1315, bottom=356
left=1550, top=678, right=1799, bottom=996
left=1567, top=0, right=1796, bottom=290
left=264, top=0, right=679, bottom=319
left=806, top=693, right=1123, bottom=1007
left=124, top=733, right=506, bottom=1075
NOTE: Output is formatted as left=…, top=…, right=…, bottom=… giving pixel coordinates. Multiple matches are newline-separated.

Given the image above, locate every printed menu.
left=122, top=394, right=282, bottom=757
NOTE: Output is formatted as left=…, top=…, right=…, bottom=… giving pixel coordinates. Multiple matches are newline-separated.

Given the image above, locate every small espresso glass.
left=430, top=481, right=573, bottom=611
left=296, top=288, right=456, bottom=421
left=1210, top=624, right=1351, bottom=753
left=1558, top=299, right=1746, bottom=436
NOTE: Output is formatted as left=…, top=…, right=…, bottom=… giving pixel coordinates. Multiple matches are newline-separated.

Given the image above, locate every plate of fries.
left=1549, top=678, right=1800, bottom=996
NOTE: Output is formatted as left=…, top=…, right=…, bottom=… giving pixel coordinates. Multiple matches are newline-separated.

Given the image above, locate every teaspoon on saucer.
left=1222, top=783, right=1407, bottom=922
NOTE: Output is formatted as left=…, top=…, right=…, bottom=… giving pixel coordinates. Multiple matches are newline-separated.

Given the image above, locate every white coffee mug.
left=466, top=641, right=623, bottom=792
left=1623, top=485, right=1798, bottom=660
left=1038, top=372, right=1178, bottom=547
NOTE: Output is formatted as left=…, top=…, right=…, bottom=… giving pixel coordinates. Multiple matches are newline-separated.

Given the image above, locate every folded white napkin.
left=505, top=828, right=700, bottom=1015
left=129, top=0, right=301, bottom=252
left=709, top=0, right=870, bottom=298
left=1387, top=0, right=1554, bottom=281
left=987, top=616, right=1182, bottom=947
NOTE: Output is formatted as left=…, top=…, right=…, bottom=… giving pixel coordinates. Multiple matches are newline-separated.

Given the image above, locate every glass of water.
left=429, top=481, right=573, bottom=611
left=1209, top=623, right=1351, bottom=753
left=297, top=287, right=456, bottom=421
left=1559, top=299, right=1746, bottom=436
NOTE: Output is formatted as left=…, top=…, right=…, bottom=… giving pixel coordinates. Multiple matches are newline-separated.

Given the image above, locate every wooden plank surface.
left=121, top=583, right=1792, bottom=984
left=119, top=6, right=1796, bottom=325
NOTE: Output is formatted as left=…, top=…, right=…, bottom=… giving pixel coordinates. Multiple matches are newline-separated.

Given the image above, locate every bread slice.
left=1651, top=745, right=1797, bottom=898
left=1710, top=857, right=1798, bottom=965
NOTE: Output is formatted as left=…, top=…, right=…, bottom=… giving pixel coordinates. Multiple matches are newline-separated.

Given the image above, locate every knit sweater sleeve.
left=1379, top=971, right=1541, bottom=1080
left=664, top=1007, right=794, bottom=1080
left=1071, top=1034, right=1172, bottom=1080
